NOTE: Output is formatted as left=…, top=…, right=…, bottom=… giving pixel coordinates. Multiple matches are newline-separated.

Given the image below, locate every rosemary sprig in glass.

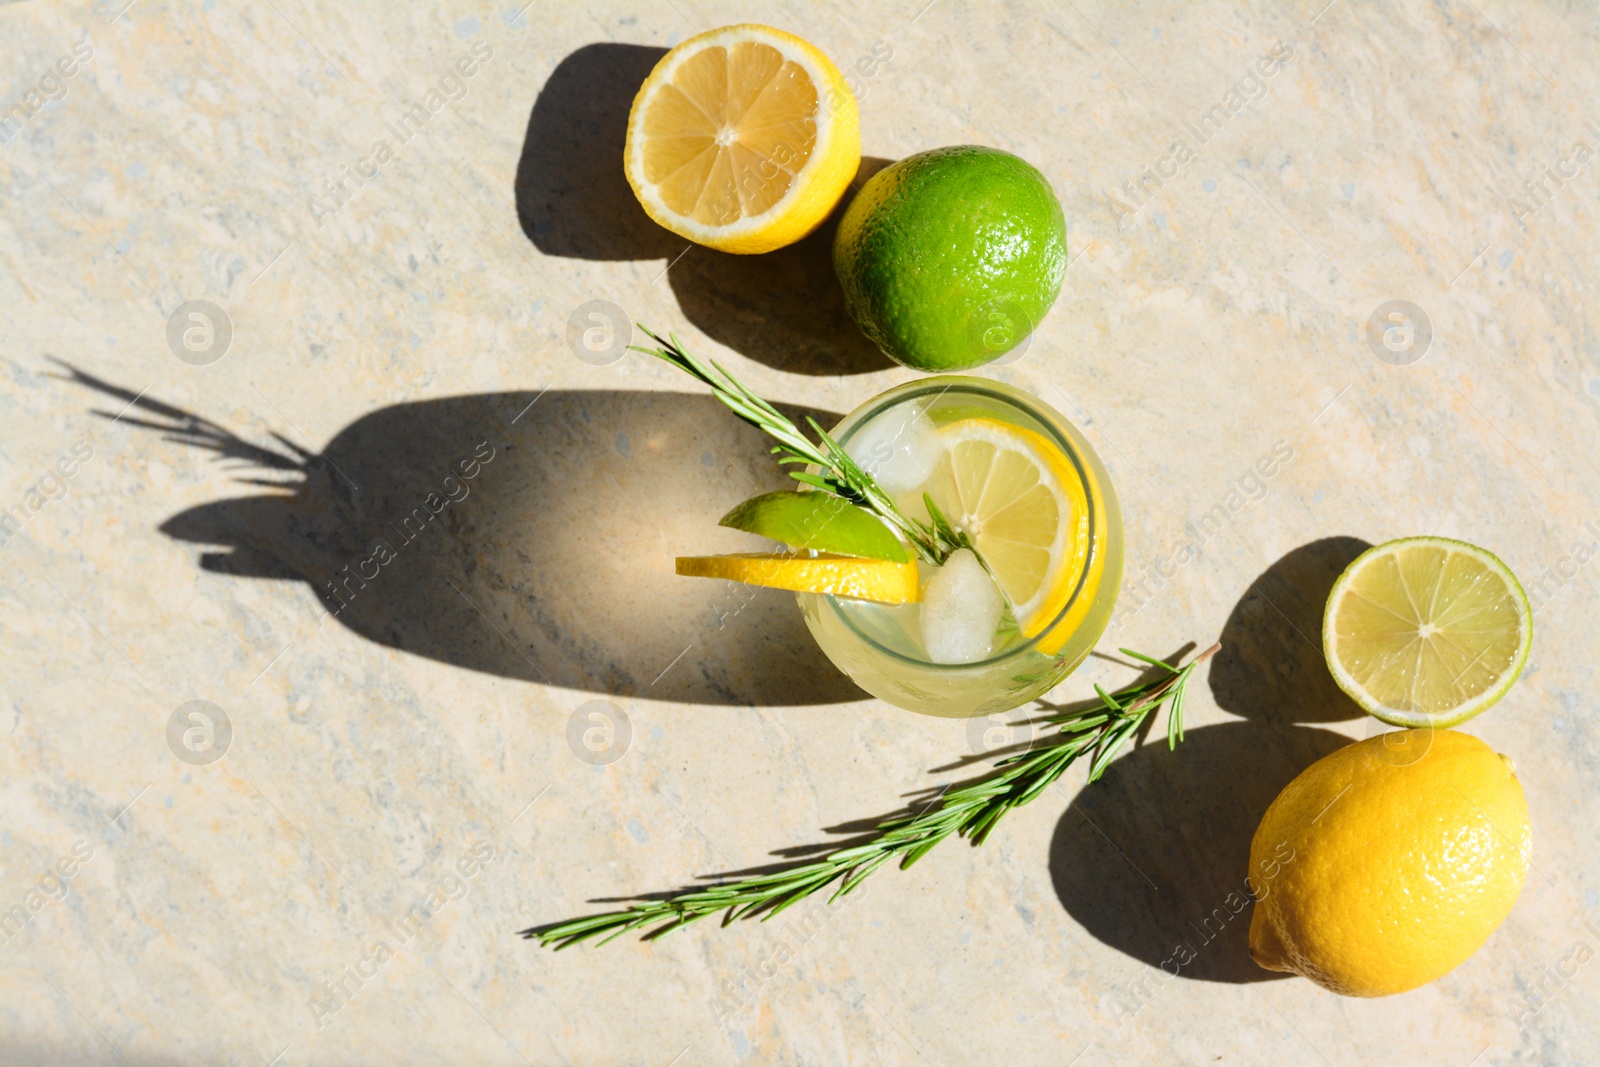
left=633, top=327, right=971, bottom=565
left=524, top=643, right=1218, bottom=949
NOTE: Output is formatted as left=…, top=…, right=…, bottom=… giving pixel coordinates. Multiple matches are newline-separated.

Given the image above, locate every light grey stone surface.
left=2, top=2, right=1598, bottom=1064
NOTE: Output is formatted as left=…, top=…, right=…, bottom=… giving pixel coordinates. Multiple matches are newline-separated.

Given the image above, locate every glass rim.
left=822, top=375, right=1100, bottom=670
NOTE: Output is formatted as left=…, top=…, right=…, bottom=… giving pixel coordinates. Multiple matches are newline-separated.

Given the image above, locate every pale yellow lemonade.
left=799, top=377, right=1122, bottom=717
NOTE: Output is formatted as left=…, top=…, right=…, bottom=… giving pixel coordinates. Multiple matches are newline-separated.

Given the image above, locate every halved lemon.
left=914, top=418, right=1089, bottom=644
left=676, top=552, right=919, bottom=604
left=1323, top=536, right=1532, bottom=727
left=624, top=24, right=860, bottom=253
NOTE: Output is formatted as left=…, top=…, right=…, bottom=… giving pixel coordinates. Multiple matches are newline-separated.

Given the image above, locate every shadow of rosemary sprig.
left=521, top=642, right=1219, bottom=949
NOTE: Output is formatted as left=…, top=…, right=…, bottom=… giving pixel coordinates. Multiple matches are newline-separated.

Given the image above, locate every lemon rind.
left=931, top=417, right=1084, bottom=639
left=623, top=24, right=859, bottom=251
left=676, top=552, right=920, bottom=605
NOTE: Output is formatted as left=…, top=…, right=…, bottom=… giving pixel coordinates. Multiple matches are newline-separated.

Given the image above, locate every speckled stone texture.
left=2, top=2, right=1598, bottom=1064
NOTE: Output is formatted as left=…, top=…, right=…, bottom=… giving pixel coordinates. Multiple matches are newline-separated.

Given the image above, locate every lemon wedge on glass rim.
left=913, top=417, right=1090, bottom=650
left=675, top=553, right=920, bottom=604
left=1323, top=536, right=1532, bottom=728
left=623, top=24, right=860, bottom=253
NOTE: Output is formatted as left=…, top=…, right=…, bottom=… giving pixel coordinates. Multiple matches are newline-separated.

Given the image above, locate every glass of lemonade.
left=797, top=376, right=1122, bottom=718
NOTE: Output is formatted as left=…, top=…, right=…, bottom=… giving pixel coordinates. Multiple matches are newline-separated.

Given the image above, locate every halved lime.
left=1322, top=536, right=1532, bottom=727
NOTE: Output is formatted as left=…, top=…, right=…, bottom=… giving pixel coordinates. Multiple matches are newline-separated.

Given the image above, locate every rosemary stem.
left=525, top=643, right=1218, bottom=949
left=632, top=327, right=967, bottom=566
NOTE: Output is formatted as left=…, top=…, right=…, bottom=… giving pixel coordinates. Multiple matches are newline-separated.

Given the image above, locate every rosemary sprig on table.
left=525, top=643, right=1218, bottom=949
left=634, top=327, right=971, bottom=565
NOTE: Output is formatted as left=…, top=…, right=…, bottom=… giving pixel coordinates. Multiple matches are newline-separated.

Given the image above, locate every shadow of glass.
left=1210, top=535, right=1373, bottom=724
left=666, top=156, right=898, bottom=376
left=59, top=363, right=863, bottom=706
left=1050, top=721, right=1349, bottom=984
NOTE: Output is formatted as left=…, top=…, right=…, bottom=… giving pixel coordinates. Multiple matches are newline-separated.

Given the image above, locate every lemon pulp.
left=624, top=24, right=860, bottom=253
left=912, top=417, right=1089, bottom=647
left=676, top=552, right=919, bottom=604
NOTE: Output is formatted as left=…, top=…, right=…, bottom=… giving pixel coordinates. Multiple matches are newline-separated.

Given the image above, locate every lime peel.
left=1322, top=535, right=1532, bottom=728
left=719, top=490, right=909, bottom=562
left=833, top=145, right=1066, bottom=370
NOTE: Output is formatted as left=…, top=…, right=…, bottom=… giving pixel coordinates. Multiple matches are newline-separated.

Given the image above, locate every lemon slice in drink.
left=624, top=24, right=860, bottom=254
left=917, top=418, right=1089, bottom=642
left=676, top=553, right=919, bottom=604
left=1323, top=536, right=1532, bottom=728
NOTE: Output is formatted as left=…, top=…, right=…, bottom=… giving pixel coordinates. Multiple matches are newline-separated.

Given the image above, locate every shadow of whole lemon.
left=833, top=146, right=1066, bottom=371
left=1247, top=729, right=1530, bottom=996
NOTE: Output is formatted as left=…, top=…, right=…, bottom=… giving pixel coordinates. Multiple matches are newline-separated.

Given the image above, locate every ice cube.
left=919, top=548, right=1005, bottom=664
left=845, top=403, right=942, bottom=494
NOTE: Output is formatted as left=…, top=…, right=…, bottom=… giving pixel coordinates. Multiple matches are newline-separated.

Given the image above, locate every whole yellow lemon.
left=1247, top=729, right=1530, bottom=996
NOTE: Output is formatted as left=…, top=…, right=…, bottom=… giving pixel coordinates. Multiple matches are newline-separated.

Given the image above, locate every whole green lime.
left=833, top=146, right=1066, bottom=371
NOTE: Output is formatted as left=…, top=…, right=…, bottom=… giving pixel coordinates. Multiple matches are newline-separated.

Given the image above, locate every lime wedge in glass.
left=1322, top=536, right=1532, bottom=728
left=719, top=490, right=909, bottom=562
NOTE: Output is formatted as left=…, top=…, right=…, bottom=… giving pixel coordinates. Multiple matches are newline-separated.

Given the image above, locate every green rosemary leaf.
left=1169, top=673, right=1189, bottom=749
left=837, top=851, right=893, bottom=896
left=633, top=327, right=961, bottom=565
left=898, top=835, right=948, bottom=869
left=1058, top=714, right=1111, bottom=734
left=1118, top=647, right=1178, bottom=673
left=789, top=472, right=838, bottom=492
